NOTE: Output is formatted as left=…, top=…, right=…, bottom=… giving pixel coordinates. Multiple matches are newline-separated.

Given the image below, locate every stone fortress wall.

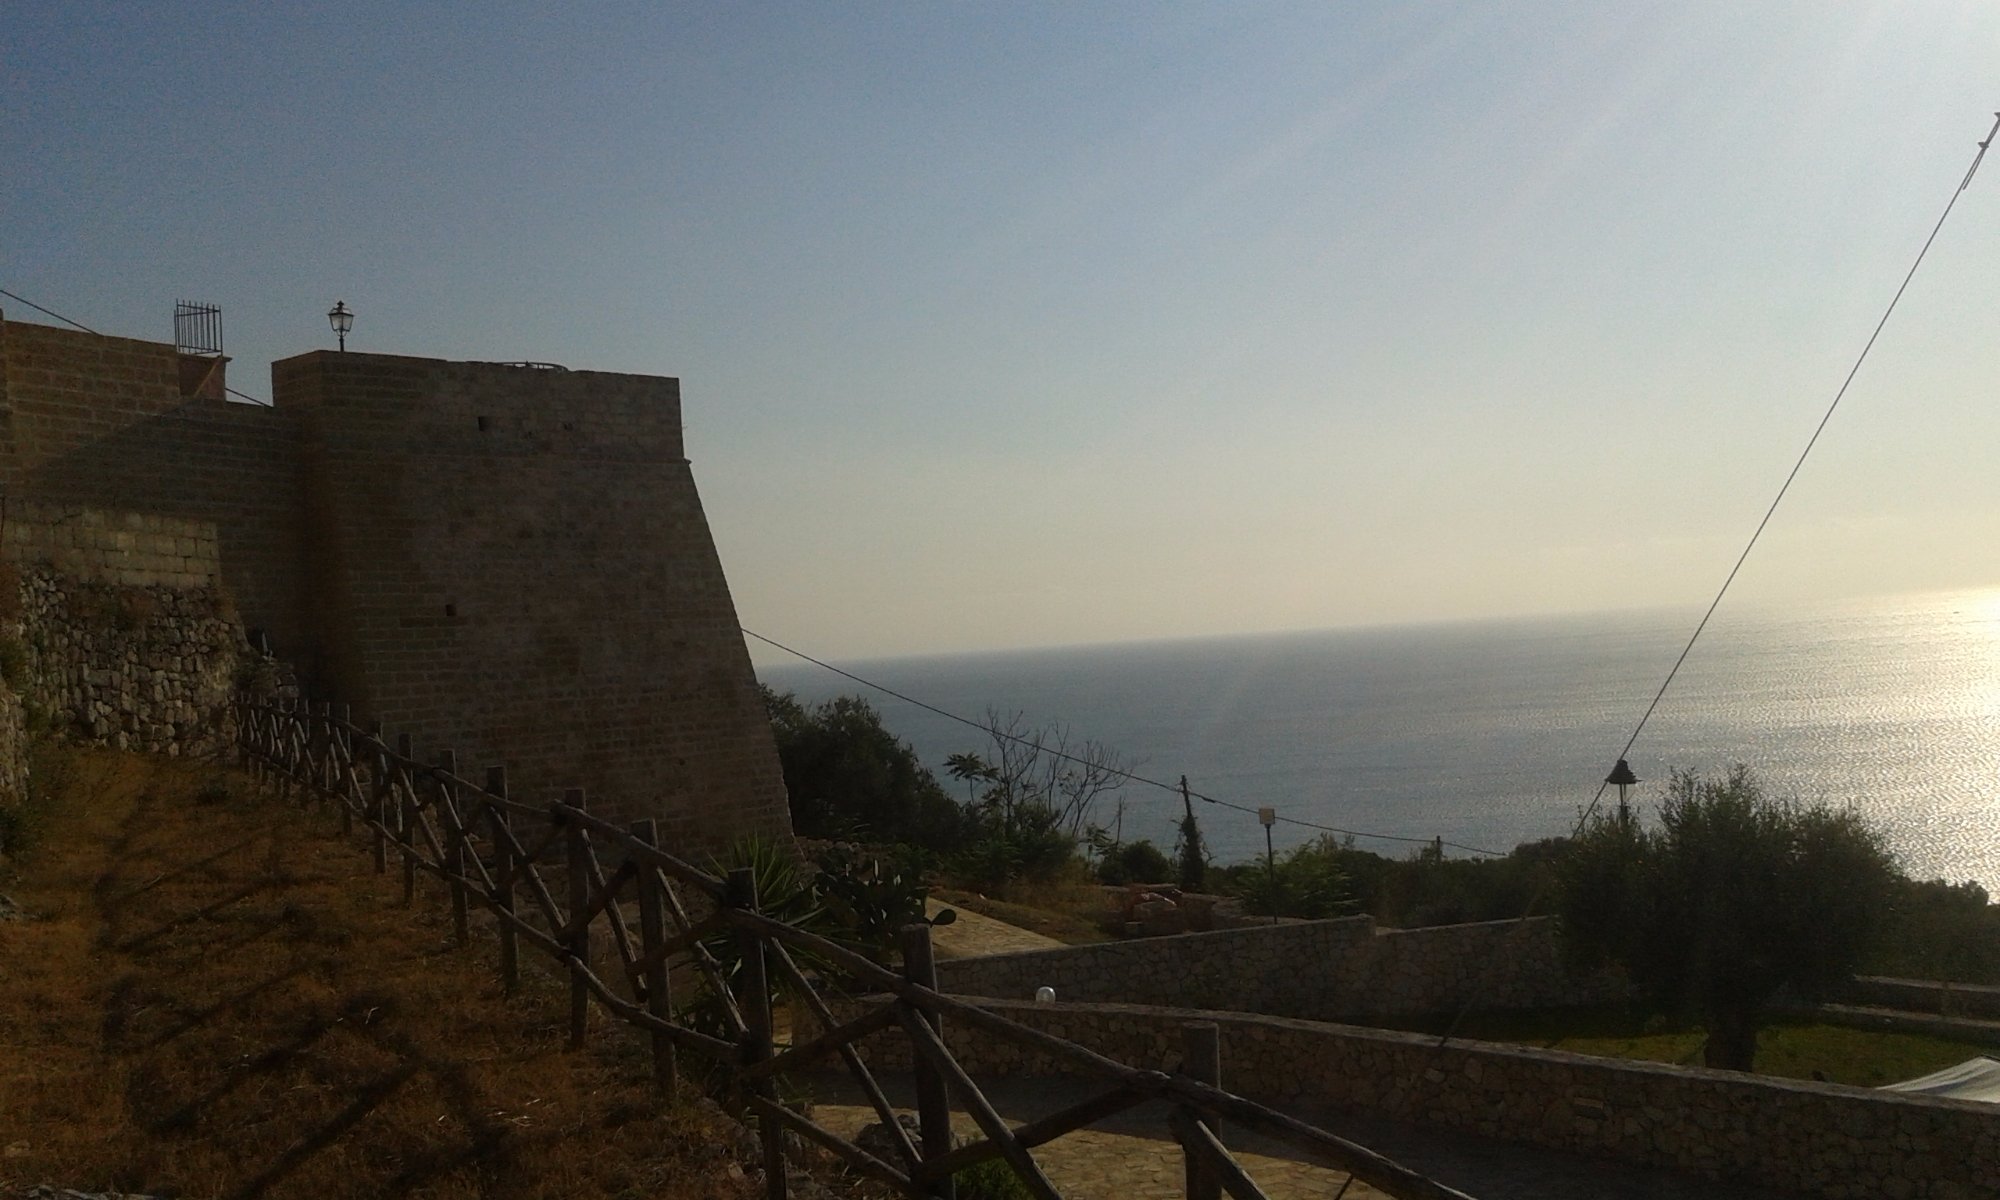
left=0, top=312, right=789, bottom=846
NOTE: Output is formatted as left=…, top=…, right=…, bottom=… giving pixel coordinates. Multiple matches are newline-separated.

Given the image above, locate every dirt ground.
left=0, top=748, right=771, bottom=1200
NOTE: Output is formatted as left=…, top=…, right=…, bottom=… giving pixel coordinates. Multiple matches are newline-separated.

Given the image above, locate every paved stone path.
left=926, top=898, right=1066, bottom=959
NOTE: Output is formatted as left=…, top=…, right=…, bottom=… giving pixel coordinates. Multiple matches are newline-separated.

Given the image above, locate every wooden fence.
left=235, top=698, right=1477, bottom=1200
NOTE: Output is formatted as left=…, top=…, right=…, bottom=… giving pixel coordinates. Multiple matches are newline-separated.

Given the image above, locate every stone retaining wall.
left=3, top=505, right=248, bottom=762
left=852, top=997, right=1998, bottom=1200
left=1846, top=975, right=2000, bottom=1022
left=936, top=913, right=1627, bottom=1020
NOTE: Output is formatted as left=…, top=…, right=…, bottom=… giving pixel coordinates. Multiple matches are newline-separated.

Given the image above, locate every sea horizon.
left=759, top=586, right=2000, bottom=895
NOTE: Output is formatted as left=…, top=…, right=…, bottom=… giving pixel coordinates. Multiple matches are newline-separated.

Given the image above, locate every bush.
left=953, top=1160, right=1034, bottom=1200
left=811, top=842, right=935, bottom=961
left=762, top=688, right=965, bottom=850
left=1555, top=765, right=1898, bottom=1070
left=1227, top=835, right=1357, bottom=919
left=1095, top=838, right=1173, bottom=886
left=951, top=801, right=1074, bottom=891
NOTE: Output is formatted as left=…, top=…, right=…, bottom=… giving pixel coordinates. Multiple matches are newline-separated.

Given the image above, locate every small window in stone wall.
left=477, top=415, right=490, bottom=431
left=444, top=603, right=458, bottom=618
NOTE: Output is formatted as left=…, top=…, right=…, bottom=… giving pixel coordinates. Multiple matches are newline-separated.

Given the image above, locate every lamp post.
left=1605, top=758, right=1639, bottom=825
left=1258, top=807, right=1278, bottom=924
left=328, top=301, right=353, bottom=351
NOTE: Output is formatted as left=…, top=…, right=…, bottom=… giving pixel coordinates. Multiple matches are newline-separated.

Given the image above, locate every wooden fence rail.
left=234, top=697, right=1477, bottom=1200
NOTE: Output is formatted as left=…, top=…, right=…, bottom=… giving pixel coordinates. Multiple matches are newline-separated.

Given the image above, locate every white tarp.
left=1881, top=1056, right=2000, bottom=1103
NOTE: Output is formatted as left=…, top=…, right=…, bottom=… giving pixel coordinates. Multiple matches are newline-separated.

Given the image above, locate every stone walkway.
left=926, top=898, right=1065, bottom=959
left=801, top=1070, right=1804, bottom=1200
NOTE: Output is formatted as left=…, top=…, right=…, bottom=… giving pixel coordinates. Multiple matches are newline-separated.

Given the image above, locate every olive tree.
left=1556, top=765, right=1898, bottom=1071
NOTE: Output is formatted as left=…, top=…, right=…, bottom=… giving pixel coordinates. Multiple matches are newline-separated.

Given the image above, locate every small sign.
left=1258, top=806, right=1276, bottom=827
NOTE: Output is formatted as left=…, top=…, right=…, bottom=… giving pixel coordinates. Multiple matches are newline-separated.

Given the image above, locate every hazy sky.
left=7, top=3, right=1997, bottom=664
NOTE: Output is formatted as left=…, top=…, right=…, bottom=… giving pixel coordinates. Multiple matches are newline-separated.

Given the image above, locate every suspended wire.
left=2, top=286, right=274, bottom=405
left=743, top=627, right=1505, bottom=857
left=1427, top=111, right=2000, bottom=1057
left=0, top=287, right=101, bottom=334
left=1570, top=108, right=2000, bottom=834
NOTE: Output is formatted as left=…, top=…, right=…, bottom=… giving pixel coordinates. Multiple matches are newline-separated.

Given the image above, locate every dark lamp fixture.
left=1605, top=758, right=1639, bottom=820
left=328, top=300, right=353, bottom=351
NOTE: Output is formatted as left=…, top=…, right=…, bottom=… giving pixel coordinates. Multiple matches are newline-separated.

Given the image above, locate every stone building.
left=0, top=310, right=790, bottom=847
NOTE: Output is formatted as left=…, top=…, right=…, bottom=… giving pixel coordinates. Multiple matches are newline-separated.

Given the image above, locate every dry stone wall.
left=853, top=997, right=2000, bottom=1200
left=11, top=563, right=241, bottom=758
left=936, top=914, right=1628, bottom=1019
left=0, top=504, right=246, bottom=759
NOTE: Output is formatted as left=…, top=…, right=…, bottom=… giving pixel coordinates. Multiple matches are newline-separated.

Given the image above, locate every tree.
left=1556, top=765, right=1898, bottom=1071
left=943, top=712, right=1135, bottom=887
left=761, top=687, right=963, bottom=848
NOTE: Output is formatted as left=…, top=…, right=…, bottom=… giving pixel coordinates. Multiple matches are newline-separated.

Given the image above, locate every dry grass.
left=0, top=747, right=789, bottom=1200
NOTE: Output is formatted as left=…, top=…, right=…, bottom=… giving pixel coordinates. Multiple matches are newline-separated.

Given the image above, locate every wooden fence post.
left=439, top=750, right=469, bottom=946
left=368, top=720, right=388, bottom=874
left=901, top=922, right=956, bottom=1200
left=1180, top=1022, right=1222, bottom=1200
left=633, top=818, right=676, bottom=1094
left=487, top=766, right=518, bottom=994
left=333, top=703, right=353, bottom=835
left=565, top=788, right=592, bottom=1049
left=728, top=866, right=786, bottom=1200
left=314, top=699, right=332, bottom=797
left=397, top=733, right=417, bottom=905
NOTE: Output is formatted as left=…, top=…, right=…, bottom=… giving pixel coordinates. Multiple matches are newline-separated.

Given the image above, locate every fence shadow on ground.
left=236, top=697, right=1479, bottom=1200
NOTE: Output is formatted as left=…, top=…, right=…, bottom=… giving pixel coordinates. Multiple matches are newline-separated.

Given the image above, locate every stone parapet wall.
left=936, top=914, right=1627, bottom=1020
left=4, top=504, right=223, bottom=590
left=851, top=997, right=1998, bottom=1200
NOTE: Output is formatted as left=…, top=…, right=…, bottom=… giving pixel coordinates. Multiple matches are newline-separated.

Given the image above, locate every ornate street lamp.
left=328, top=301, right=353, bottom=351
left=1605, top=758, right=1639, bottom=824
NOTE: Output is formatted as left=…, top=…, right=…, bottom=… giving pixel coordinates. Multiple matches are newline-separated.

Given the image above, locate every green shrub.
left=811, top=842, right=935, bottom=961
left=1095, top=838, right=1173, bottom=886
left=1228, top=835, right=1357, bottom=920
left=951, top=801, right=1074, bottom=891
left=953, top=1159, right=1034, bottom=1200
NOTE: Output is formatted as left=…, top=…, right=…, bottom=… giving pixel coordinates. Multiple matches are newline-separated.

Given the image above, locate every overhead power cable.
left=2, top=286, right=274, bottom=405
left=0, top=287, right=101, bottom=334
left=1571, top=109, right=2000, bottom=832
left=743, top=627, right=1505, bottom=857
left=1428, top=111, right=2000, bottom=1057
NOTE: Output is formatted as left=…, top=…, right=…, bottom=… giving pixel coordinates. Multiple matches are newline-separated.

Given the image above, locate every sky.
left=5, top=2, right=1998, bottom=665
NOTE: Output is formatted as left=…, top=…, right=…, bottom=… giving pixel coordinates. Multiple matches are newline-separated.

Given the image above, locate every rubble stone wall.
left=936, top=913, right=1627, bottom=1019
left=2, top=509, right=243, bottom=759
left=1846, top=975, right=2000, bottom=1021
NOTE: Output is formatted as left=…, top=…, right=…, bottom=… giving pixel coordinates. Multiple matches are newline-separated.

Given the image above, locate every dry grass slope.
left=0, top=748, right=776, bottom=1200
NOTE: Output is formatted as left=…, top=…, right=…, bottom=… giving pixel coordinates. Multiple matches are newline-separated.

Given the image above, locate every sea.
left=756, top=588, right=2000, bottom=894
